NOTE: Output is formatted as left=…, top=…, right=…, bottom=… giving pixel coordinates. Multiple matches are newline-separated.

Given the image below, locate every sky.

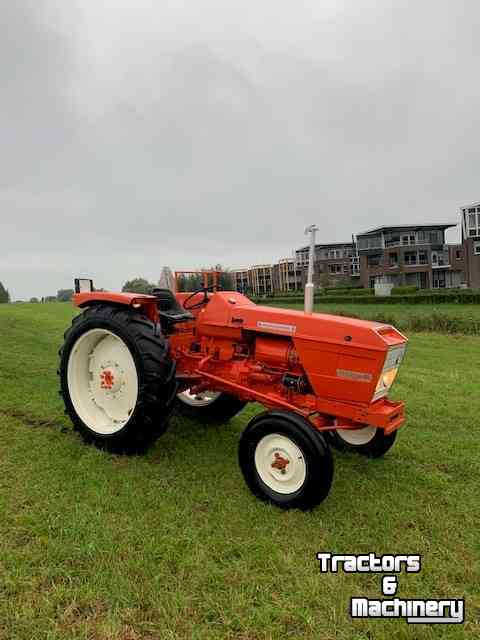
left=1, top=0, right=479, bottom=300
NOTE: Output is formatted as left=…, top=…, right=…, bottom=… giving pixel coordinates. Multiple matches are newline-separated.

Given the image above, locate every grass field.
left=264, top=301, right=480, bottom=334
left=0, top=302, right=479, bottom=639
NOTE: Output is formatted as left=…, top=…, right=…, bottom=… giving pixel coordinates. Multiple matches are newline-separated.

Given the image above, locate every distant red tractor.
left=58, top=272, right=407, bottom=510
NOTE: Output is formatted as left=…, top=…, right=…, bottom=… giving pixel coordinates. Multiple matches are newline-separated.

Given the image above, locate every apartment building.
left=356, top=224, right=464, bottom=289
left=230, top=268, right=249, bottom=293
left=295, top=242, right=360, bottom=286
left=460, top=202, right=480, bottom=288
left=232, top=260, right=301, bottom=295
left=247, top=264, right=274, bottom=296
left=272, top=258, right=303, bottom=292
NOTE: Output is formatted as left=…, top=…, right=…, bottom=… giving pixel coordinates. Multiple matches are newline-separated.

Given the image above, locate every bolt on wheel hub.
left=271, top=451, right=290, bottom=474
left=98, top=361, right=124, bottom=394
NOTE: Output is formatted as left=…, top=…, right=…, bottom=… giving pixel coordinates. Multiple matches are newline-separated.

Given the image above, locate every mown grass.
left=0, top=302, right=479, bottom=639
left=266, top=301, right=480, bottom=335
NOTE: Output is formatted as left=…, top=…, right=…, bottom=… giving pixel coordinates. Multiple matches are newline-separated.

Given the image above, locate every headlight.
left=373, top=344, right=406, bottom=401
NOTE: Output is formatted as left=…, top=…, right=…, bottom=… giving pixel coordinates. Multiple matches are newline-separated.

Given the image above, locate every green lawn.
left=0, top=303, right=479, bottom=639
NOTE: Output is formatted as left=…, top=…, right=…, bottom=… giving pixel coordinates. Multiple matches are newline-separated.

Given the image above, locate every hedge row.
left=253, top=292, right=480, bottom=305
left=325, top=288, right=373, bottom=296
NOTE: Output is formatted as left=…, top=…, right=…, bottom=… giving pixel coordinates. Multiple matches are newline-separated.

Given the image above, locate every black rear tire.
left=175, top=390, right=247, bottom=423
left=59, top=304, right=177, bottom=454
left=238, top=410, right=334, bottom=511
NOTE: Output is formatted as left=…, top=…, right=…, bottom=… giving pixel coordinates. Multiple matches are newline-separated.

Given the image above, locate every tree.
left=176, top=267, right=234, bottom=292
left=122, top=278, right=155, bottom=294
left=0, top=281, right=10, bottom=303
left=57, top=289, right=74, bottom=302
left=29, top=297, right=39, bottom=303
left=218, top=269, right=234, bottom=291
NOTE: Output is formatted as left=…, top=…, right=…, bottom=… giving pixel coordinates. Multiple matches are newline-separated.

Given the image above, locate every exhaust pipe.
left=304, top=224, right=318, bottom=314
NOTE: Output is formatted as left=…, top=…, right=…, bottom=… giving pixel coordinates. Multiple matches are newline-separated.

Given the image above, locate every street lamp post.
left=304, top=224, right=318, bottom=314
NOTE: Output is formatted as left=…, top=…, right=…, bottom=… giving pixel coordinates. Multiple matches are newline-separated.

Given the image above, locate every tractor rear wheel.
left=329, top=425, right=397, bottom=458
left=175, top=389, right=246, bottom=423
left=238, top=410, right=334, bottom=510
left=59, top=305, right=177, bottom=454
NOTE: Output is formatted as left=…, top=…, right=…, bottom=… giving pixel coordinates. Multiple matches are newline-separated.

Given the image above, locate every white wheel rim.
left=67, top=329, right=138, bottom=435
left=336, top=425, right=377, bottom=446
left=177, top=389, right=221, bottom=407
left=254, top=433, right=307, bottom=495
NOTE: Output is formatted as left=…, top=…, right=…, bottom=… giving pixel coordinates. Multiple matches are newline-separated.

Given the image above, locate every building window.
left=328, top=264, right=343, bottom=274
left=367, top=254, right=381, bottom=267
left=419, top=252, right=427, bottom=265
left=456, top=249, right=462, bottom=260
left=474, top=241, right=480, bottom=256
left=404, top=252, right=417, bottom=265
left=428, top=230, right=442, bottom=244
left=389, top=253, right=398, bottom=266
left=358, top=236, right=382, bottom=250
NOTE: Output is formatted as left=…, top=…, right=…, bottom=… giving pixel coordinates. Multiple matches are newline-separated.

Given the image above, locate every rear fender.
left=73, top=292, right=159, bottom=323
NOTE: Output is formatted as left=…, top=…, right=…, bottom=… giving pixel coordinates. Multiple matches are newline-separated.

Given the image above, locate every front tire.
left=329, top=424, right=397, bottom=458
left=238, top=410, right=334, bottom=510
left=59, top=305, right=177, bottom=453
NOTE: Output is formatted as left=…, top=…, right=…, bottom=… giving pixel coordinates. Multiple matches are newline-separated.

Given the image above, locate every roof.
left=357, top=223, right=457, bottom=237
left=296, top=242, right=354, bottom=251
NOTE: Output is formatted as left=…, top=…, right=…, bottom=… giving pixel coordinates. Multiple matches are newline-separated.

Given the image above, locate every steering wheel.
left=183, top=285, right=222, bottom=310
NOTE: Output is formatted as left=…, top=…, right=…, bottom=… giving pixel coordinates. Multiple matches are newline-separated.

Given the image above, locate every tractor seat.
left=151, top=288, right=194, bottom=325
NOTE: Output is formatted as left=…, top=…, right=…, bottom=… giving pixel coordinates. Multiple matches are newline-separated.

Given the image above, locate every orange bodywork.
left=73, top=289, right=407, bottom=435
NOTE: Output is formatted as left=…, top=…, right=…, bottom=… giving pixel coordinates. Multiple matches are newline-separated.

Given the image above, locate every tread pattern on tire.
left=58, top=304, right=177, bottom=453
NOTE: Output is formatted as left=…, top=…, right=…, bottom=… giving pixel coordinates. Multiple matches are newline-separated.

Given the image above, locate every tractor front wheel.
left=329, top=424, right=397, bottom=458
left=175, top=389, right=246, bottom=423
left=238, top=410, right=334, bottom=510
left=59, top=305, right=177, bottom=454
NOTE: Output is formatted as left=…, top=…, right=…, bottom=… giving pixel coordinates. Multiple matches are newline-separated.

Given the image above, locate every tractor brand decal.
left=316, top=553, right=464, bottom=625
left=336, top=369, right=373, bottom=383
left=256, top=321, right=296, bottom=334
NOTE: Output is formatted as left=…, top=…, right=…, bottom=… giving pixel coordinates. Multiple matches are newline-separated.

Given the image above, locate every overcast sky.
left=1, top=1, right=479, bottom=299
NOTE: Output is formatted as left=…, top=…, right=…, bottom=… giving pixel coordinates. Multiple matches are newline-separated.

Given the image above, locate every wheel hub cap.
left=98, top=361, right=123, bottom=394
left=271, top=452, right=290, bottom=474
left=254, top=433, right=306, bottom=494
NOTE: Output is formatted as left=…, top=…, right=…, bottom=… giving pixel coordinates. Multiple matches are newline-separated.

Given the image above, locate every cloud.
left=1, top=0, right=479, bottom=299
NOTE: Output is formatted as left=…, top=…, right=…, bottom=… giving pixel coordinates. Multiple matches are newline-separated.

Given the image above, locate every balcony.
left=430, top=248, right=450, bottom=269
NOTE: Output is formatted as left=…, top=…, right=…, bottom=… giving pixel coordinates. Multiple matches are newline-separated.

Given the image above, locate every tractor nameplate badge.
left=336, top=369, right=373, bottom=382
left=256, top=321, right=297, bottom=334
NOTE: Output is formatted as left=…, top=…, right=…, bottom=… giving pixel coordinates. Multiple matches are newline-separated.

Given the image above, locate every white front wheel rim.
left=254, top=433, right=307, bottom=494
left=336, top=425, right=377, bottom=446
left=177, top=389, right=221, bottom=407
left=67, top=329, right=138, bottom=435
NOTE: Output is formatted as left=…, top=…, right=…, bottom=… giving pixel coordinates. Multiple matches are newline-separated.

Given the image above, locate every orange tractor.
left=59, top=271, right=407, bottom=510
